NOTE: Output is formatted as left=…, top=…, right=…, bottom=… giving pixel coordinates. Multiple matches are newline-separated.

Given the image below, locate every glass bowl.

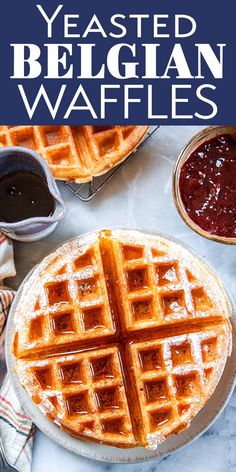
left=172, top=126, right=236, bottom=245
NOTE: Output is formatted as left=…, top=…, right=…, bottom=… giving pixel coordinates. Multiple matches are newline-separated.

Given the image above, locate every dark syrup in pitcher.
left=0, top=171, right=55, bottom=223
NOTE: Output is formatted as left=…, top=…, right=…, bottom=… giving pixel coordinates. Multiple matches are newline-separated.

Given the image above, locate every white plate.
left=5, top=233, right=236, bottom=464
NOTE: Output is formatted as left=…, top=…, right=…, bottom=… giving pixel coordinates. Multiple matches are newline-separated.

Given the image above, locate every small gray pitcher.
left=0, top=147, right=65, bottom=241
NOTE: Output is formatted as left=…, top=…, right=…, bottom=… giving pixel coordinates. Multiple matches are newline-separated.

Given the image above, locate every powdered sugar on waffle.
left=12, top=229, right=232, bottom=449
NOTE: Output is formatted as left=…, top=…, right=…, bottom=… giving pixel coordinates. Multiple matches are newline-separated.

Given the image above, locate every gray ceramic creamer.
left=0, top=147, right=65, bottom=241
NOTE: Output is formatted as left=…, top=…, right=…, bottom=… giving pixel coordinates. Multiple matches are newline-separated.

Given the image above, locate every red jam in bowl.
left=179, top=134, right=236, bottom=238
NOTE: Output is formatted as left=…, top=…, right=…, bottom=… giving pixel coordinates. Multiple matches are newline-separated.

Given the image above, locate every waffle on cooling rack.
left=0, top=126, right=148, bottom=182
left=13, top=230, right=232, bottom=449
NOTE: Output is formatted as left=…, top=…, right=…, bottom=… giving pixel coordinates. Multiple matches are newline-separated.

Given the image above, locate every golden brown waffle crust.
left=0, top=126, right=149, bottom=182
left=12, top=229, right=232, bottom=449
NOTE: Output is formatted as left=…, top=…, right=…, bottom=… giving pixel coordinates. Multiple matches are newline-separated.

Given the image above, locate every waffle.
left=0, top=126, right=148, bottom=182
left=13, top=229, right=232, bottom=449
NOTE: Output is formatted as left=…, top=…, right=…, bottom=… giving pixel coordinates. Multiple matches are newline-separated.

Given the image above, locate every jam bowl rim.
left=172, top=125, right=236, bottom=245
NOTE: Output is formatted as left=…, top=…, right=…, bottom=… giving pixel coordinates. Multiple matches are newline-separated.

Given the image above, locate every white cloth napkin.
left=0, top=233, right=34, bottom=472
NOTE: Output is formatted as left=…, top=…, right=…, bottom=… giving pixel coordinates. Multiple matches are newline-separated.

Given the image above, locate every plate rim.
left=6, top=229, right=236, bottom=463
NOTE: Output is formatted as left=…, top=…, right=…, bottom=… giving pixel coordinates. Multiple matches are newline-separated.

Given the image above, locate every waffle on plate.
left=0, top=126, right=148, bottom=183
left=12, top=229, right=232, bottom=449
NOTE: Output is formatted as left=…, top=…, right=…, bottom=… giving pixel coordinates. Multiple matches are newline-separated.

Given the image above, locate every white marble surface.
left=8, top=126, right=236, bottom=472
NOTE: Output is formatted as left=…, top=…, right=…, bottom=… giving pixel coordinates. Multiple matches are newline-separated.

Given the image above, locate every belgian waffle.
left=13, top=229, right=232, bottom=449
left=0, top=126, right=148, bottom=182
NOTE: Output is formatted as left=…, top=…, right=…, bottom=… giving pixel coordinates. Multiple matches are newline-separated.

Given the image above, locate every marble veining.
left=8, top=126, right=236, bottom=472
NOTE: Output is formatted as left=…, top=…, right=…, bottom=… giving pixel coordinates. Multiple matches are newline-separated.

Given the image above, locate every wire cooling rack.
left=65, top=125, right=160, bottom=202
